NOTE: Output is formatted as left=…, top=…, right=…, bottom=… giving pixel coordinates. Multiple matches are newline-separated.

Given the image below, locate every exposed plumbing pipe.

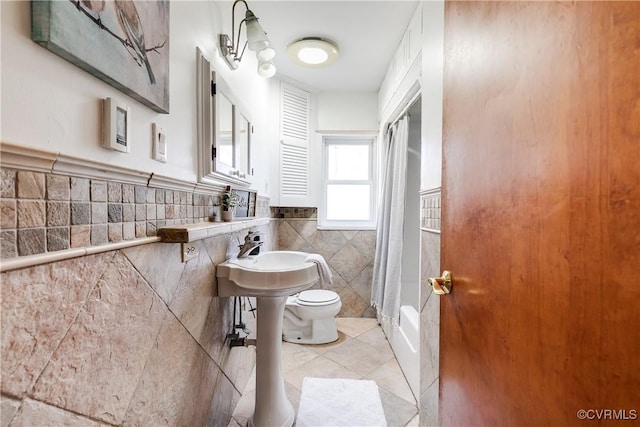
left=229, top=337, right=256, bottom=347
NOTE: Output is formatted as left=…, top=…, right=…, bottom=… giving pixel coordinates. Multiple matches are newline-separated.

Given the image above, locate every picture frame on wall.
left=233, top=190, right=257, bottom=218
left=32, top=0, right=170, bottom=113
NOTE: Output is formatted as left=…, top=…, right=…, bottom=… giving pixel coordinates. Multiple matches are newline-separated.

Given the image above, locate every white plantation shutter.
left=281, top=88, right=309, bottom=140
left=281, top=141, right=307, bottom=196
left=280, top=84, right=311, bottom=205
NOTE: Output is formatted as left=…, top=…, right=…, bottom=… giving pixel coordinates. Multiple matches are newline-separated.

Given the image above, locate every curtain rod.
left=387, top=112, right=409, bottom=134
left=386, top=91, right=421, bottom=133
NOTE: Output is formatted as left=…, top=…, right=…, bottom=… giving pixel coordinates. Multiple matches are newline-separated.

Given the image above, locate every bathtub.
left=382, top=305, right=420, bottom=400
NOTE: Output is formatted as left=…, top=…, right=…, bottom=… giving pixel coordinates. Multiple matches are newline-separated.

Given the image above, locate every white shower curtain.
left=371, top=116, right=409, bottom=326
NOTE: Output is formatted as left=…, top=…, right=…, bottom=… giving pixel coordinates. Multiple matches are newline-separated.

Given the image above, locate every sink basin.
left=216, top=251, right=319, bottom=297
left=216, top=250, right=323, bottom=426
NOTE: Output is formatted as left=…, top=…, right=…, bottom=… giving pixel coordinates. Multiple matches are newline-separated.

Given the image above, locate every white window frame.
left=319, top=135, right=377, bottom=230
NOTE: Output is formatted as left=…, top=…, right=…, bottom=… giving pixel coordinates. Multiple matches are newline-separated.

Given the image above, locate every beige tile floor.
left=229, top=318, right=419, bottom=427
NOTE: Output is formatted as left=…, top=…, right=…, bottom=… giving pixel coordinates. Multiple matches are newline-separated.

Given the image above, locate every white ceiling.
left=247, top=1, right=419, bottom=92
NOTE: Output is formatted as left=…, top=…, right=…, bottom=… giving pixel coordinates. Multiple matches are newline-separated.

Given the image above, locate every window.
left=320, top=136, right=377, bottom=229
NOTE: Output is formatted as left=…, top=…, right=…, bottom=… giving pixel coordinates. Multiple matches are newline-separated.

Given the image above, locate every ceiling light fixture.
left=287, top=37, right=339, bottom=68
left=219, top=0, right=276, bottom=78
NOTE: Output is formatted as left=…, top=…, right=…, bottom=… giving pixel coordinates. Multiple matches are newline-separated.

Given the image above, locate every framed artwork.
left=32, top=0, right=170, bottom=113
left=233, top=190, right=257, bottom=218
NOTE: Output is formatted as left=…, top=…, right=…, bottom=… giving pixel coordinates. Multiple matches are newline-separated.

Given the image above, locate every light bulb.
left=286, top=38, right=339, bottom=68
left=298, top=47, right=328, bottom=65
left=257, top=61, right=276, bottom=78
left=245, top=10, right=270, bottom=51
left=257, top=46, right=276, bottom=62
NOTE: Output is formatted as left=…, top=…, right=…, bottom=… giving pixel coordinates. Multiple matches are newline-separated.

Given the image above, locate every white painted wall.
left=1, top=0, right=438, bottom=198
left=0, top=1, right=276, bottom=195
left=420, top=0, right=445, bottom=191
left=317, top=92, right=378, bottom=131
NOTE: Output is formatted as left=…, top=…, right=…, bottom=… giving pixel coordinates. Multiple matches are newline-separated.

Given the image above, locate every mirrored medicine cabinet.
left=196, top=47, right=252, bottom=186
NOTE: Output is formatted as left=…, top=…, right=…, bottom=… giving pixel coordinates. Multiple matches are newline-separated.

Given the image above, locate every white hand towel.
left=305, top=253, right=332, bottom=289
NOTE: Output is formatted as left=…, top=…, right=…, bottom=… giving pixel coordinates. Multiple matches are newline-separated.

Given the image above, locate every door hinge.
left=212, top=146, right=216, bottom=160
left=211, top=82, right=216, bottom=96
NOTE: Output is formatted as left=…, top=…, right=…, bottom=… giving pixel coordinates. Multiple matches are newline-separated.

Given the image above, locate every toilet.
left=282, top=289, right=342, bottom=344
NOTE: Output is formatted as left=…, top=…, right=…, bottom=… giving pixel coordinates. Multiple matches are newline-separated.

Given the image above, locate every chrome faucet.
left=237, top=231, right=263, bottom=258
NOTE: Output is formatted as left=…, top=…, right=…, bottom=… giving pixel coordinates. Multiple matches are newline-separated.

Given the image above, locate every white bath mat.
left=295, top=377, right=387, bottom=427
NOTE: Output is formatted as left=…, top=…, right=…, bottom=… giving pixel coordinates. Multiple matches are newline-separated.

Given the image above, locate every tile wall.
left=421, top=191, right=441, bottom=232
left=419, top=190, right=441, bottom=426
left=1, top=226, right=272, bottom=426
left=272, top=207, right=377, bottom=318
left=1, top=166, right=272, bottom=426
left=0, top=168, right=271, bottom=259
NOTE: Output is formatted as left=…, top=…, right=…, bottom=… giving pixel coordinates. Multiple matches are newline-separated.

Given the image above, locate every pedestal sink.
left=216, top=251, right=319, bottom=427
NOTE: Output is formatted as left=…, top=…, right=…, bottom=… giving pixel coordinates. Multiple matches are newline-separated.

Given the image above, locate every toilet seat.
left=296, top=290, right=340, bottom=306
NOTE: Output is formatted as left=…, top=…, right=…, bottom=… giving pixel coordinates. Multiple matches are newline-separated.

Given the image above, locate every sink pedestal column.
left=251, top=296, right=294, bottom=427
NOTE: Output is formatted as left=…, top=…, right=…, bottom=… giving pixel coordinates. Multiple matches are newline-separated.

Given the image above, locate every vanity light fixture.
left=219, top=0, right=276, bottom=78
left=287, top=37, right=339, bottom=68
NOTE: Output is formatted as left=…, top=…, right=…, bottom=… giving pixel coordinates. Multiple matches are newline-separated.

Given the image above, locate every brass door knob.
left=428, top=271, right=452, bottom=295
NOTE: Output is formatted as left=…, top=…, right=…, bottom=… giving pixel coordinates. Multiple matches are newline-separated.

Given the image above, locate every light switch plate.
left=181, top=243, right=198, bottom=262
left=152, top=123, right=167, bottom=163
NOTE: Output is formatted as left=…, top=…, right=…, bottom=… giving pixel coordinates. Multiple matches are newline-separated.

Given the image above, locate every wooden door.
left=440, top=2, right=640, bottom=425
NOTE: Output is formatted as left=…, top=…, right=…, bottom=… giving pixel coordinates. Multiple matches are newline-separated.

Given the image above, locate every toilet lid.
left=297, top=290, right=340, bottom=306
